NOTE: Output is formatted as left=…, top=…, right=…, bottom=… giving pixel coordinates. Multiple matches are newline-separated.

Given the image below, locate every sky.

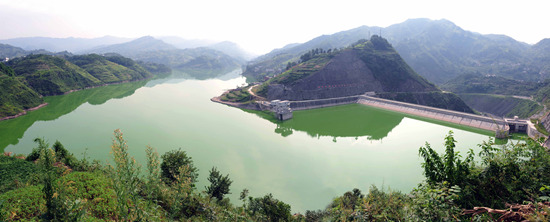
left=1, top=0, right=549, bottom=55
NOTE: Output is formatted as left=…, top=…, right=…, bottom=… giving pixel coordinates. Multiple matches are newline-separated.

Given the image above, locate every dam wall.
left=357, top=95, right=508, bottom=132
left=290, top=95, right=360, bottom=111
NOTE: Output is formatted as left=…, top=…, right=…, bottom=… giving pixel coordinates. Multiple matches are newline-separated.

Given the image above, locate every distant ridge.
left=0, top=36, right=132, bottom=53
left=243, top=18, right=549, bottom=84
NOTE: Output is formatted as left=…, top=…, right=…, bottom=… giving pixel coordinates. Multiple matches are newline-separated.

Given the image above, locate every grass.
left=220, top=86, right=253, bottom=103
left=531, top=119, right=550, bottom=136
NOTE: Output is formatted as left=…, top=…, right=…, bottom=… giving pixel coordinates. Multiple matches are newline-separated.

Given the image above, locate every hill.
left=85, top=36, right=177, bottom=56
left=252, top=36, right=472, bottom=112
left=0, top=63, right=44, bottom=118
left=7, top=54, right=103, bottom=96
left=526, top=38, right=550, bottom=77
left=0, top=36, right=132, bottom=53
left=0, top=53, right=164, bottom=119
left=244, top=18, right=548, bottom=85
left=208, top=41, right=256, bottom=62
left=67, top=54, right=152, bottom=84
left=157, top=36, right=217, bottom=49
left=441, top=74, right=550, bottom=118
left=457, top=93, right=542, bottom=118
left=388, top=19, right=532, bottom=84
left=243, top=26, right=376, bottom=82
left=86, top=36, right=243, bottom=77
left=0, top=44, right=28, bottom=59
left=441, top=74, right=540, bottom=96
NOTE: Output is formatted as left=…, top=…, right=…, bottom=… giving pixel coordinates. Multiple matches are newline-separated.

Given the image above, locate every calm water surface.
left=1, top=70, right=496, bottom=212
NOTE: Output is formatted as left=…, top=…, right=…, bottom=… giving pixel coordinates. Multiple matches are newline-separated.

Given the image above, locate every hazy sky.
left=1, top=0, right=549, bottom=54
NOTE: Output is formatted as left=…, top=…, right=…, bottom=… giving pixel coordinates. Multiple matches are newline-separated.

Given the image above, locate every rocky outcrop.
left=266, top=48, right=431, bottom=101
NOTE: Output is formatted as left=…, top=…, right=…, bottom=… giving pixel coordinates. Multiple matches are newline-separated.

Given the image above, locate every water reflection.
left=246, top=104, right=406, bottom=140
left=145, top=69, right=243, bottom=87
left=0, top=80, right=148, bottom=149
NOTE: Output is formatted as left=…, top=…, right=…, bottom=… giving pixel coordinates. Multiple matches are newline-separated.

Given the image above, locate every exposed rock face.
left=260, top=36, right=473, bottom=113
left=266, top=47, right=434, bottom=101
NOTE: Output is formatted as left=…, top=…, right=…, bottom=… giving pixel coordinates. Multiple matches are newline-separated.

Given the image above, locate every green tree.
left=52, top=140, right=68, bottom=161
left=26, top=138, right=48, bottom=161
left=247, top=193, right=291, bottom=222
left=205, top=167, right=232, bottom=201
left=160, top=148, right=198, bottom=186
left=418, top=131, right=474, bottom=186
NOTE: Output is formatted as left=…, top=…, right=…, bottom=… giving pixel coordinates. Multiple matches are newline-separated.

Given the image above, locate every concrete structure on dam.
left=260, top=93, right=544, bottom=140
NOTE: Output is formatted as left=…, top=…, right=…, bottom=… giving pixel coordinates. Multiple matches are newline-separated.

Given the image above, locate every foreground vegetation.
left=1, top=130, right=550, bottom=221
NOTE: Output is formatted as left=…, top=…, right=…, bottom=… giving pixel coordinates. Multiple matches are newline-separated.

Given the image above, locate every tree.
left=160, top=148, right=198, bottom=186
left=26, top=138, right=48, bottom=161
left=247, top=193, right=291, bottom=221
left=53, top=140, right=68, bottom=161
left=205, top=167, right=232, bottom=201
left=418, top=131, right=474, bottom=186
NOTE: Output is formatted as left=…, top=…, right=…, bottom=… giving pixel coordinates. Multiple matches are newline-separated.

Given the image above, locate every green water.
left=1, top=70, right=496, bottom=212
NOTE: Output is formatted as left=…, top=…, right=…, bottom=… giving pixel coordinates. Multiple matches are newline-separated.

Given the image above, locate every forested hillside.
left=0, top=53, right=167, bottom=119
left=0, top=63, right=44, bottom=118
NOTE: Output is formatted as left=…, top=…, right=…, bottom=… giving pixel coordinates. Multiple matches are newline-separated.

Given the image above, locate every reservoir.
left=1, top=70, right=497, bottom=212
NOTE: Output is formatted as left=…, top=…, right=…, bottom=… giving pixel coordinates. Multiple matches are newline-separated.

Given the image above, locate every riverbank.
left=210, top=96, right=261, bottom=110
left=0, top=77, right=160, bottom=122
left=0, top=103, right=48, bottom=121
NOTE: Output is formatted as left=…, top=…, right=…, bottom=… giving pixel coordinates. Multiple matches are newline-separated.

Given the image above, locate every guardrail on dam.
left=356, top=95, right=509, bottom=134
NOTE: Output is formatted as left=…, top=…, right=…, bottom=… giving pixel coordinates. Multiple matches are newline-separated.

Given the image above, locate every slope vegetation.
left=1, top=53, right=163, bottom=119
left=8, top=54, right=102, bottom=96
left=0, top=63, right=44, bottom=117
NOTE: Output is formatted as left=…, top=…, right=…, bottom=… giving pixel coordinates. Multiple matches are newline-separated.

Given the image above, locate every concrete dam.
left=263, top=93, right=543, bottom=139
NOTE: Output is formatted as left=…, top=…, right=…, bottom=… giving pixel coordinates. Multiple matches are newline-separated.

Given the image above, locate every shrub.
left=247, top=193, right=291, bottom=221
left=160, top=148, right=198, bottom=186
left=108, top=129, right=142, bottom=220
left=205, top=167, right=233, bottom=201
left=59, top=171, right=118, bottom=219
left=26, top=138, right=48, bottom=162
left=0, top=156, right=38, bottom=193
left=0, top=185, right=46, bottom=221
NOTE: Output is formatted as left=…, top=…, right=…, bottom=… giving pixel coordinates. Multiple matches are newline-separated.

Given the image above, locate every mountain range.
left=243, top=18, right=550, bottom=85
left=0, top=35, right=255, bottom=63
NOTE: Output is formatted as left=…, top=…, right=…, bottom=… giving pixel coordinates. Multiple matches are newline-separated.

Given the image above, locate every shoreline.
left=210, top=96, right=261, bottom=110
left=0, top=76, right=158, bottom=122
left=0, top=103, right=49, bottom=121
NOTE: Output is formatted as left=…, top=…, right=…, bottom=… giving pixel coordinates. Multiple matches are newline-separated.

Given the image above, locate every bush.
left=247, top=193, right=291, bottom=221
left=0, top=156, right=39, bottom=193
left=160, top=148, right=198, bottom=186
left=59, top=171, right=118, bottom=219
left=26, top=138, right=48, bottom=162
left=0, top=185, right=46, bottom=221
